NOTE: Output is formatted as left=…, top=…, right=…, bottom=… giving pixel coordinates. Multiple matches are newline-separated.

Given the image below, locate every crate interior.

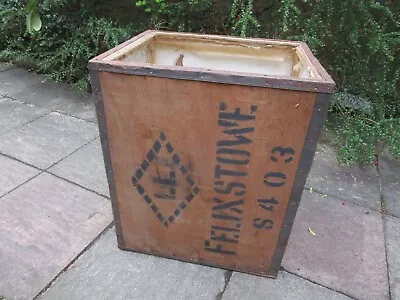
left=108, top=33, right=318, bottom=79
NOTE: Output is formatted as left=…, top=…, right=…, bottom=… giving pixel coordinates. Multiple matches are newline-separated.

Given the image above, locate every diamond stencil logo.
left=131, top=132, right=201, bottom=228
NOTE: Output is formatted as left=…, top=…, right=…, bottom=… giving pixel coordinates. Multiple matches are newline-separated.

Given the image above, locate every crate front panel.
left=99, top=71, right=317, bottom=276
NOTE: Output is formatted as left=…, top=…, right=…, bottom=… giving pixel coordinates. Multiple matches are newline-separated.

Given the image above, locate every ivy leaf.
left=25, top=0, right=42, bottom=34
left=31, top=11, right=42, bottom=32
left=26, top=11, right=33, bottom=34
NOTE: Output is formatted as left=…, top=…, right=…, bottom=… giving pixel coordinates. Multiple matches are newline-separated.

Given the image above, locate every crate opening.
left=107, top=33, right=319, bottom=79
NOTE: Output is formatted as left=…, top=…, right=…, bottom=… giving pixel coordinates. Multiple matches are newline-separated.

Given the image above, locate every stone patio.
left=0, top=64, right=399, bottom=300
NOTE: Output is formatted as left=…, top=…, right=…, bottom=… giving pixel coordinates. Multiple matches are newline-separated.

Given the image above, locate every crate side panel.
left=99, top=72, right=317, bottom=275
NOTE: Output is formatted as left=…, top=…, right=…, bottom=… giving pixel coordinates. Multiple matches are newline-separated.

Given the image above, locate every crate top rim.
left=89, top=30, right=335, bottom=94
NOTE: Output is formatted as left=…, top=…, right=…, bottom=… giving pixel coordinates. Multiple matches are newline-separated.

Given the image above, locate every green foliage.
left=1, top=0, right=399, bottom=163
left=229, top=0, right=260, bottom=36
left=276, top=0, right=400, bottom=164
left=25, top=0, right=42, bottom=34
left=135, top=0, right=222, bottom=32
left=0, top=0, right=145, bottom=90
left=134, top=0, right=260, bottom=35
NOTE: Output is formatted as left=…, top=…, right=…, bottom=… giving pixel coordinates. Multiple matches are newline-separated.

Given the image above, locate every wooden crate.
left=88, top=30, right=335, bottom=277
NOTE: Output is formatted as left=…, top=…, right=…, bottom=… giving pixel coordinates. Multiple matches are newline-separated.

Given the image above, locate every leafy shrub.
left=135, top=0, right=260, bottom=36
left=276, top=0, right=400, bottom=163
left=1, top=0, right=399, bottom=162
left=0, top=0, right=145, bottom=90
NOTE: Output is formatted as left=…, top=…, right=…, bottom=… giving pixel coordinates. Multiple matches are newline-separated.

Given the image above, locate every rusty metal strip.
left=268, top=93, right=332, bottom=277
left=88, top=61, right=335, bottom=94
left=89, top=70, right=126, bottom=248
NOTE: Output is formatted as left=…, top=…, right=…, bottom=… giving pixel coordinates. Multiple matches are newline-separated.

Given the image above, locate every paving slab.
left=0, top=112, right=98, bottom=169
left=0, top=68, right=43, bottom=96
left=9, top=81, right=82, bottom=110
left=0, top=172, right=112, bottom=300
left=0, top=97, right=49, bottom=135
left=282, top=192, right=389, bottom=300
left=0, top=154, right=40, bottom=197
left=48, top=138, right=109, bottom=197
left=223, top=271, right=352, bottom=300
left=307, top=144, right=381, bottom=210
left=56, top=93, right=97, bottom=123
left=0, top=62, right=15, bottom=72
left=380, top=154, right=400, bottom=217
left=38, top=228, right=226, bottom=300
left=385, top=216, right=400, bottom=300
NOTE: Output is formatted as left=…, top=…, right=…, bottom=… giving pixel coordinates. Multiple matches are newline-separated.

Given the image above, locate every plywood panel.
left=99, top=72, right=317, bottom=276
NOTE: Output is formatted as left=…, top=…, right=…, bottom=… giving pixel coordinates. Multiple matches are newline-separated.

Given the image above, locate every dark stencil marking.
left=154, top=193, right=175, bottom=200
left=135, top=169, right=143, bottom=180
left=186, top=193, right=194, bottom=202
left=211, top=225, right=240, bottom=232
left=180, top=165, right=188, bottom=175
left=157, top=213, right=165, bottom=222
left=216, top=156, right=250, bottom=165
left=264, top=172, right=287, bottom=187
left=147, top=150, right=155, bottom=162
left=212, top=214, right=241, bottom=221
left=220, top=102, right=227, bottom=111
left=153, top=170, right=176, bottom=201
left=153, top=140, right=161, bottom=153
left=253, top=218, right=274, bottom=229
left=166, top=143, right=174, bottom=153
left=271, top=146, right=295, bottom=164
left=186, top=175, right=195, bottom=187
left=251, top=105, right=258, bottom=113
left=131, top=131, right=201, bottom=229
left=141, top=160, right=150, bottom=171
left=215, top=165, right=248, bottom=178
left=217, top=148, right=250, bottom=157
left=153, top=172, right=176, bottom=186
left=204, top=240, right=236, bottom=255
left=172, top=154, right=180, bottom=164
left=218, top=119, right=237, bottom=127
left=144, top=195, right=152, bottom=205
left=159, top=132, right=166, bottom=141
left=136, top=184, right=145, bottom=195
left=150, top=204, right=158, bottom=213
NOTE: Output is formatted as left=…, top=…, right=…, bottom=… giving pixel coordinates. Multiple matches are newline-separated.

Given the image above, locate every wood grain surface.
left=99, top=71, right=317, bottom=276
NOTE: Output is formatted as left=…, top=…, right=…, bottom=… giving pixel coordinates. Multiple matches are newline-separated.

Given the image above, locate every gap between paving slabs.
left=283, top=184, right=389, bottom=299
left=0, top=67, right=96, bottom=125
left=0, top=172, right=112, bottom=300
left=33, top=222, right=114, bottom=299
left=306, top=144, right=381, bottom=211
left=35, top=227, right=227, bottom=300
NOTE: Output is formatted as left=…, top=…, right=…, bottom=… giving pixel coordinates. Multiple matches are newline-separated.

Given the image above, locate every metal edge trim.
left=299, top=43, right=335, bottom=86
left=88, top=62, right=335, bottom=94
left=89, top=70, right=126, bottom=248
left=267, top=93, right=332, bottom=276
